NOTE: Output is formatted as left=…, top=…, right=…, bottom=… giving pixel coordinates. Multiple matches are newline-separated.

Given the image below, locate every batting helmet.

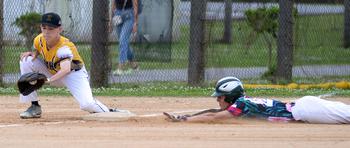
left=211, top=76, right=244, bottom=104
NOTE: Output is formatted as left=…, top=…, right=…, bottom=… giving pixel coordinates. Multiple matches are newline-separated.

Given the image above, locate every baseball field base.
left=82, top=111, right=136, bottom=122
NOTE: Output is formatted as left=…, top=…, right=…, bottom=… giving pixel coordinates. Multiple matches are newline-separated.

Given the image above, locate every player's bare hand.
left=20, top=52, right=33, bottom=61
left=163, top=112, right=188, bottom=122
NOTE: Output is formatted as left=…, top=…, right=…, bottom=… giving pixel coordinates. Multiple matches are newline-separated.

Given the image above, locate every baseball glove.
left=17, top=72, right=47, bottom=96
left=163, top=112, right=189, bottom=122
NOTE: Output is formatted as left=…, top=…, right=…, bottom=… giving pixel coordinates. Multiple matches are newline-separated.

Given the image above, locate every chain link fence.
left=1, top=0, right=349, bottom=85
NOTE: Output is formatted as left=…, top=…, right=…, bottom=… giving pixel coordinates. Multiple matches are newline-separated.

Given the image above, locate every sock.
left=31, top=101, right=40, bottom=106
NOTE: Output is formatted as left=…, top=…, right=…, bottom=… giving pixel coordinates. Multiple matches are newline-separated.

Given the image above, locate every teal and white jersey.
left=227, top=96, right=293, bottom=121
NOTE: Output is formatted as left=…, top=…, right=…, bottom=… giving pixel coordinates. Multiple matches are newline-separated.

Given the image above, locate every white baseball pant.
left=19, top=56, right=110, bottom=113
left=292, top=96, right=350, bottom=124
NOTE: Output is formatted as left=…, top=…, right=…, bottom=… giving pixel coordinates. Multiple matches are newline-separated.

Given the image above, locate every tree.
left=91, top=0, right=110, bottom=87
left=275, top=0, right=294, bottom=83
left=344, top=0, right=350, bottom=48
left=0, top=0, right=3, bottom=86
left=188, top=0, right=207, bottom=86
left=12, top=12, right=41, bottom=51
left=244, top=7, right=279, bottom=71
left=221, top=0, right=232, bottom=43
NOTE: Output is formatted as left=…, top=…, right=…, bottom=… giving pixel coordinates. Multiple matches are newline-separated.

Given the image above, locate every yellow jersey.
left=33, top=33, right=84, bottom=74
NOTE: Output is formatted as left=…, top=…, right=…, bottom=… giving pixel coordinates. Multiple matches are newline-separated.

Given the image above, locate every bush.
left=245, top=6, right=279, bottom=37
left=12, top=12, right=41, bottom=50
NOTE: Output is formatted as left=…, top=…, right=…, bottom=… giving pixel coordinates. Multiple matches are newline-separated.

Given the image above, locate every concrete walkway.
left=109, top=65, right=350, bottom=83
left=3, top=65, right=350, bottom=84
left=3, top=65, right=350, bottom=83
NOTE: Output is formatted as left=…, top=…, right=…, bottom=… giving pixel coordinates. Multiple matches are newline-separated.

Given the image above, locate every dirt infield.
left=1, top=96, right=350, bottom=148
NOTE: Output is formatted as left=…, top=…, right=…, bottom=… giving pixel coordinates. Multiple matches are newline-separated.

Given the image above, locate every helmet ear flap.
left=223, top=85, right=244, bottom=104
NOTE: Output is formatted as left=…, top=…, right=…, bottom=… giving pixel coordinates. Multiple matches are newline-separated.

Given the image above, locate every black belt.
left=72, top=68, right=81, bottom=72
left=290, top=102, right=295, bottom=107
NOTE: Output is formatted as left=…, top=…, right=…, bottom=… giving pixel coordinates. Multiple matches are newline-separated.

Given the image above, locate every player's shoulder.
left=58, top=35, right=72, bottom=44
left=33, top=33, right=44, bottom=43
left=57, top=45, right=73, bottom=59
left=237, top=96, right=249, bottom=101
left=233, top=97, right=247, bottom=106
left=60, top=36, right=77, bottom=48
left=33, top=34, right=44, bottom=49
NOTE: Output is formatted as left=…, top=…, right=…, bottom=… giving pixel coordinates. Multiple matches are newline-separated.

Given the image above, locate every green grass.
left=3, top=14, right=350, bottom=73
left=2, top=75, right=350, bottom=97
left=1, top=84, right=349, bottom=97
left=205, top=14, right=349, bottom=67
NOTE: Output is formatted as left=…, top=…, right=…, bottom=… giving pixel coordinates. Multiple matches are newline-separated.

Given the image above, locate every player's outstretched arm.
left=186, top=110, right=233, bottom=122
left=164, top=110, right=233, bottom=123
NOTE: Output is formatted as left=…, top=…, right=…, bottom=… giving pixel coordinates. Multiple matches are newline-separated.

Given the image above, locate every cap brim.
left=41, top=22, right=60, bottom=28
left=211, top=91, right=223, bottom=97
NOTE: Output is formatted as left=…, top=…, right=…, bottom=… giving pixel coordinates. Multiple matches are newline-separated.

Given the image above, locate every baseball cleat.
left=20, top=104, right=42, bottom=119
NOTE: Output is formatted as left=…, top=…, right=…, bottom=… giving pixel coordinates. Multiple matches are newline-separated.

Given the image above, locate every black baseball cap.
left=41, top=12, right=61, bottom=28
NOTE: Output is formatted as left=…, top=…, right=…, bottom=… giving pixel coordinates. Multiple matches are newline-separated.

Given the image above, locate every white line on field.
left=137, top=109, right=205, bottom=117
left=0, top=120, right=85, bottom=128
left=0, top=124, right=23, bottom=128
left=0, top=109, right=206, bottom=128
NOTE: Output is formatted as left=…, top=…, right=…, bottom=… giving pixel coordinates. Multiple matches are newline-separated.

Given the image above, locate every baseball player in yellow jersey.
left=19, top=12, right=123, bottom=119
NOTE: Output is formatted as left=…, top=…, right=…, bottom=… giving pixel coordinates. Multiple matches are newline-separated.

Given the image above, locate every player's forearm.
left=48, top=60, right=71, bottom=82
left=185, top=110, right=234, bottom=123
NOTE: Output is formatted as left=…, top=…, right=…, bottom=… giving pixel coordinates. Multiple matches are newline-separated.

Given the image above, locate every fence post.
left=91, top=0, right=110, bottom=87
left=0, top=0, right=3, bottom=86
left=221, top=0, right=232, bottom=44
left=275, top=0, right=294, bottom=83
left=188, top=0, right=207, bottom=86
left=344, top=0, right=350, bottom=48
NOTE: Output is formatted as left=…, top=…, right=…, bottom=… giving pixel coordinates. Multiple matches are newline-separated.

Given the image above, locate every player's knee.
left=20, top=56, right=34, bottom=65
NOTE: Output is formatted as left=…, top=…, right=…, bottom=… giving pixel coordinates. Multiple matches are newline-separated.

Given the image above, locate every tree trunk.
left=91, top=0, right=110, bottom=87
left=25, top=33, right=33, bottom=51
left=0, top=0, right=3, bottom=86
left=188, top=0, right=207, bottom=86
left=275, top=0, right=294, bottom=83
left=221, top=0, right=232, bottom=43
left=344, top=0, right=350, bottom=48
